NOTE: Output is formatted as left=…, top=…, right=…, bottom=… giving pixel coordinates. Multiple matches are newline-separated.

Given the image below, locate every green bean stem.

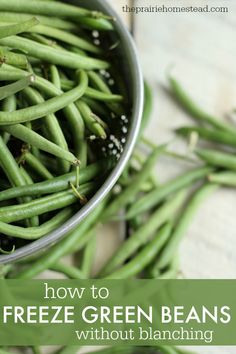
left=208, top=171, right=236, bottom=186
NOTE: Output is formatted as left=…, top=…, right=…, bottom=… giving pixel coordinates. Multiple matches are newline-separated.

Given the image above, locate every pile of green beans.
left=0, top=0, right=128, bottom=253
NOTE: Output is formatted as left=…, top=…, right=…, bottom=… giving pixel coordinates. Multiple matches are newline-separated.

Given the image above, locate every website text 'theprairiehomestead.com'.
left=122, top=4, right=229, bottom=14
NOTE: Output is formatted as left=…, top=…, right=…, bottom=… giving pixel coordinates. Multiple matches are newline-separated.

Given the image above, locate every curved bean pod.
left=0, top=70, right=88, bottom=125
left=0, top=75, right=35, bottom=101
left=0, top=160, right=107, bottom=201
left=0, top=208, right=73, bottom=239
left=0, top=182, right=95, bottom=223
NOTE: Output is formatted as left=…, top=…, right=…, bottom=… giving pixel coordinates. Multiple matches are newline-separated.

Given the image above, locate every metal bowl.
left=0, top=0, right=143, bottom=263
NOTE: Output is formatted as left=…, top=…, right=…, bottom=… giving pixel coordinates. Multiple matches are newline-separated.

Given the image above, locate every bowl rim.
left=0, top=0, right=144, bottom=264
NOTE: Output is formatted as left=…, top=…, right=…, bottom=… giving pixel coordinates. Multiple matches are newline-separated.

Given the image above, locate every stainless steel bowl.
left=0, top=0, right=143, bottom=263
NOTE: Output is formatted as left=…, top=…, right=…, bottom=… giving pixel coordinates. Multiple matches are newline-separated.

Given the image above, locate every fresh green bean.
left=0, top=160, right=107, bottom=201
left=99, top=190, right=186, bottom=276
left=0, top=12, right=78, bottom=30
left=106, top=223, right=172, bottom=279
left=0, top=36, right=109, bottom=70
left=49, top=64, right=61, bottom=90
left=20, top=152, right=53, bottom=180
left=2, top=123, right=79, bottom=165
left=0, top=47, right=28, bottom=68
left=0, top=182, right=95, bottom=223
left=0, top=208, right=73, bottom=239
left=0, top=0, right=90, bottom=18
left=196, top=147, right=236, bottom=171
left=29, top=24, right=101, bottom=54
left=16, top=201, right=105, bottom=279
left=208, top=171, right=236, bottom=186
left=19, top=166, right=39, bottom=227
left=0, top=17, right=39, bottom=39
left=176, top=126, right=236, bottom=148
left=169, top=76, right=236, bottom=134
left=0, top=75, right=35, bottom=101
left=0, top=70, right=88, bottom=125
left=156, top=184, right=218, bottom=270
left=23, top=86, right=70, bottom=173
left=50, top=262, right=85, bottom=279
left=87, top=71, right=123, bottom=115
left=76, top=100, right=107, bottom=139
left=126, top=166, right=212, bottom=219
left=103, top=144, right=167, bottom=220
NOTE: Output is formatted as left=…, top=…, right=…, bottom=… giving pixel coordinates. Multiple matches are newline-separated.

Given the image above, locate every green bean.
left=88, top=71, right=123, bottom=115
left=102, top=144, right=167, bottom=221
left=0, top=208, right=73, bottom=239
left=81, top=233, right=96, bottom=278
left=169, top=76, right=236, bottom=134
left=20, top=152, right=53, bottom=180
left=176, top=126, right=236, bottom=149
left=0, top=36, right=109, bottom=70
left=76, top=100, right=107, bottom=139
left=0, top=17, right=39, bottom=39
left=76, top=17, right=114, bottom=31
left=106, top=223, right=172, bottom=279
left=0, top=47, right=28, bottom=68
left=2, top=123, right=79, bottom=165
left=23, top=86, right=70, bottom=173
left=49, top=262, right=85, bottom=279
left=19, top=166, right=39, bottom=227
left=156, top=346, right=179, bottom=354
left=0, top=65, right=88, bottom=165
left=16, top=201, right=105, bottom=279
left=156, top=184, right=218, bottom=270
left=208, top=171, right=236, bottom=186
left=29, top=24, right=101, bottom=54
left=85, top=87, right=123, bottom=102
left=1, top=131, right=10, bottom=144
left=49, top=64, right=61, bottom=90
left=152, top=254, right=179, bottom=279
left=61, top=79, right=123, bottom=102
left=0, top=182, right=95, bottom=223
left=0, top=133, right=35, bottom=226
left=99, top=190, right=186, bottom=276
left=0, top=75, right=35, bottom=101
left=126, top=166, right=212, bottom=219
left=0, top=0, right=90, bottom=18
left=0, top=12, right=78, bottom=30
left=196, top=147, right=236, bottom=171
left=0, top=160, right=107, bottom=201
left=0, top=70, right=88, bottom=125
